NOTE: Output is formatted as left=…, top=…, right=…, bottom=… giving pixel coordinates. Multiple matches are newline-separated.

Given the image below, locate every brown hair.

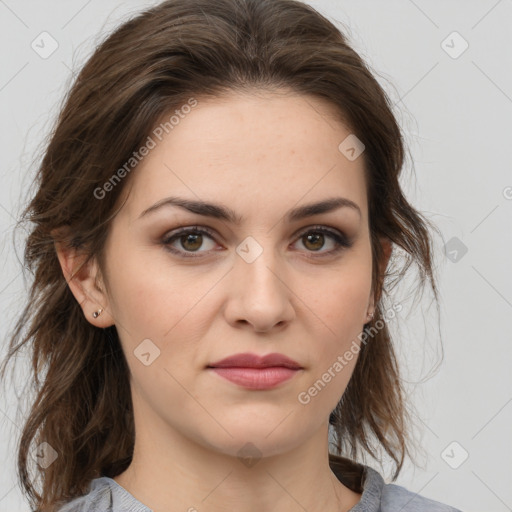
left=0, top=0, right=441, bottom=510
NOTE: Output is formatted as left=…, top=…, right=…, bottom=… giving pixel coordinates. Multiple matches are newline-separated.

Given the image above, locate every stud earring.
left=92, top=308, right=103, bottom=319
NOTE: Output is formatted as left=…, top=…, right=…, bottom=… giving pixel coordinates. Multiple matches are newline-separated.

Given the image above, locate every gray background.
left=1, top=1, right=511, bottom=511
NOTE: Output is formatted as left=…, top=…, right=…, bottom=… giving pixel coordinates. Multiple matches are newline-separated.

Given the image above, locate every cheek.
left=105, top=240, right=221, bottom=382
left=303, top=260, right=371, bottom=390
left=297, top=344, right=359, bottom=426
left=309, top=265, right=372, bottom=332
left=105, top=238, right=198, bottom=336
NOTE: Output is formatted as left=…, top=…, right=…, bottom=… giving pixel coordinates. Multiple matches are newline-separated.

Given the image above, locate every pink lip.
left=207, top=352, right=303, bottom=390
left=208, top=352, right=302, bottom=369
left=209, top=367, right=300, bottom=389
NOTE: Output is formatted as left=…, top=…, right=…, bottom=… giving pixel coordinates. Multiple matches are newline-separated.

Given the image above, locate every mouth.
left=207, top=352, right=302, bottom=370
left=207, top=366, right=301, bottom=390
left=206, top=352, right=303, bottom=390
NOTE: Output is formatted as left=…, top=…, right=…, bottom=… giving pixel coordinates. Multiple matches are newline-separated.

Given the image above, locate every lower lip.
left=208, top=367, right=300, bottom=389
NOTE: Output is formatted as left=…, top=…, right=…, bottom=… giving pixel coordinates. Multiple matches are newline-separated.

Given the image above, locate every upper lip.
left=208, top=352, right=302, bottom=369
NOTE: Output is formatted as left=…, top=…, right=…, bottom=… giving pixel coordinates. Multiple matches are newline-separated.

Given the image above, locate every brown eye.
left=179, top=232, right=203, bottom=251
left=161, top=225, right=352, bottom=260
left=302, top=232, right=326, bottom=251
left=162, top=227, right=218, bottom=257
left=292, top=226, right=353, bottom=258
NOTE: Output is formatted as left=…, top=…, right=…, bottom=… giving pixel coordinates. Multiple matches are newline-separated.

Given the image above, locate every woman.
left=0, top=0, right=462, bottom=511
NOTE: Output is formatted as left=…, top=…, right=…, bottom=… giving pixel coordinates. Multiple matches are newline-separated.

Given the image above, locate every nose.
left=223, top=242, right=295, bottom=333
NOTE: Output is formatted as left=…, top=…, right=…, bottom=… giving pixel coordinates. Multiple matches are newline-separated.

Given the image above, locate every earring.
left=92, top=308, right=103, bottom=319
left=367, top=311, right=374, bottom=321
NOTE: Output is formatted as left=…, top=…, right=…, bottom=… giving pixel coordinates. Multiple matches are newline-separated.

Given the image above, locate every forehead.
left=118, top=90, right=368, bottom=224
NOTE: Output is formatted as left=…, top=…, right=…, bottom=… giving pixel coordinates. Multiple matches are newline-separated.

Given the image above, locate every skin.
left=56, top=89, right=392, bottom=512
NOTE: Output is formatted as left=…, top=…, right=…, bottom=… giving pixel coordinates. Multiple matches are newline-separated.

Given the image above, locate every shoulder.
left=330, top=457, right=463, bottom=512
left=381, top=481, right=462, bottom=511
left=365, top=466, right=463, bottom=512
left=56, top=476, right=151, bottom=512
left=55, top=477, right=117, bottom=512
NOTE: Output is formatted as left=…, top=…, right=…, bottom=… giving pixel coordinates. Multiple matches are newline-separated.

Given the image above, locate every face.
left=77, top=90, right=383, bottom=459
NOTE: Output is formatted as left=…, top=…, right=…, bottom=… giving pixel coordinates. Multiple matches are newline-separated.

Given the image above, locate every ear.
left=53, top=229, right=115, bottom=328
left=366, top=236, right=393, bottom=321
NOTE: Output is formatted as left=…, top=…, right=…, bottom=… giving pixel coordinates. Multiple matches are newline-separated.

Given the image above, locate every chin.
left=197, top=422, right=307, bottom=461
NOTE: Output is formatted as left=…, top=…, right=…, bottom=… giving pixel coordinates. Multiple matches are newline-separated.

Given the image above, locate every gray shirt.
left=57, top=465, right=463, bottom=511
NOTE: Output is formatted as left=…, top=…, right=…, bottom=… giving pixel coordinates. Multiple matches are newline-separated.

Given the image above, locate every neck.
left=114, top=394, right=362, bottom=512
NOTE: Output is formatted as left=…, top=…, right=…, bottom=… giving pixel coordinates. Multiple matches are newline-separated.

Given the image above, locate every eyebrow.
left=138, top=196, right=361, bottom=223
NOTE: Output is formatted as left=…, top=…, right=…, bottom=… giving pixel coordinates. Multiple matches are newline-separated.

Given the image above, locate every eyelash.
left=161, top=225, right=353, bottom=259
